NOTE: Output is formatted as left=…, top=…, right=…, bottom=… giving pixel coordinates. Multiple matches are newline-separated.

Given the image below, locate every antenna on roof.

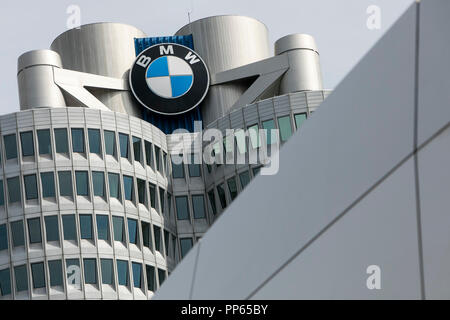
left=187, top=0, right=194, bottom=24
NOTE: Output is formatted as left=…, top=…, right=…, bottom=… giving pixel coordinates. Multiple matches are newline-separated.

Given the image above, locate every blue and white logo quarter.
left=129, top=43, right=210, bottom=115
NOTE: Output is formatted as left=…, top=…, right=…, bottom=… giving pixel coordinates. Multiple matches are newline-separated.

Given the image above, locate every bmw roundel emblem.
left=129, top=43, right=210, bottom=116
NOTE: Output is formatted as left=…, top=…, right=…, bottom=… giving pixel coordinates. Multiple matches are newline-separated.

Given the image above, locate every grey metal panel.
left=32, top=109, right=52, bottom=127
left=306, top=91, right=325, bottom=109
left=16, top=110, right=33, bottom=129
left=273, top=94, right=290, bottom=115
left=0, top=113, right=17, bottom=133
left=242, top=104, right=259, bottom=126
left=252, top=157, right=420, bottom=299
left=84, top=108, right=101, bottom=127
left=229, top=109, right=244, bottom=129
left=418, top=126, right=450, bottom=299
left=417, top=0, right=450, bottom=146
left=257, top=99, right=274, bottom=122
left=156, top=3, right=417, bottom=299
left=67, top=107, right=86, bottom=126
left=289, top=92, right=307, bottom=113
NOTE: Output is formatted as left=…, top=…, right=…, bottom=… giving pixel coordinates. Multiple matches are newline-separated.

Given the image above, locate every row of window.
left=0, top=258, right=166, bottom=297
left=0, top=128, right=168, bottom=175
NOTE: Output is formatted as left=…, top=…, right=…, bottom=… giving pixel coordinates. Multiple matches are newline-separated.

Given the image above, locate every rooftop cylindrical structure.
left=50, top=23, right=147, bottom=117
left=175, top=15, right=271, bottom=126
left=275, top=34, right=323, bottom=94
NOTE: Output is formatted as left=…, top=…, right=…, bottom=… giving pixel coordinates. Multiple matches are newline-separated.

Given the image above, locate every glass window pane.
left=92, top=171, right=105, bottom=197
left=71, top=128, right=85, bottom=153
left=66, top=259, right=80, bottom=288
left=128, top=218, right=138, bottom=245
left=278, top=116, right=293, bottom=142
left=149, top=183, right=156, bottom=209
left=101, top=259, right=114, bottom=285
left=158, top=269, right=166, bottom=286
left=37, top=129, right=51, bottom=155
left=132, top=262, right=142, bottom=288
left=141, top=222, right=151, bottom=249
left=0, top=268, right=11, bottom=296
left=14, top=265, right=28, bottom=292
left=54, top=128, right=69, bottom=154
left=88, top=129, right=101, bottom=154
left=239, top=171, right=251, bottom=189
left=24, top=174, right=38, bottom=200
left=119, top=133, right=129, bottom=158
left=104, top=130, right=116, bottom=156
left=7, top=177, right=21, bottom=204
left=146, top=265, right=155, bottom=292
left=132, top=136, right=141, bottom=163
left=159, top=188, right=165, bottom=213
left=294, top=113, right=307, bottom=130
left=116, top=260, right=128, bottom=286
left=75, top=171, right=89, bottom=196
left=144, top=141, right=152, bottom=167
left=248, top=124, right=260, bottom=148
left=172, top=160, right=184, bottom=179
left=31, top=262, right=45, bottom=289
left=207, top=190, right=217, bottom=215
left=253, top=166, right=261, bottom=177
left=175, top=196, right=189, bottom=220
left=83, top=259, right=97, bottom=284
left=20, top=131, right=35, bottom=157
left=96, top=215, right=109, bottom=241
left=154, top=226, right=161, bottom=253
left=41, top=172, right=55, bottom=198
left=192, top=195, right=205, bottom=219
left=262, top=119, right=276, bottom=145
left=227, top=177, right=238, bottom=201
left=108, top=173, right=120, bottom=199
left=62, top=215, right=77, bottom=241
left=48, top=260, right=63, bottom=287
left=58, top=171, right=73, bottom=197
left=45, top=216, right=59, bottom=242
left=11, top=220, right=24, bottom=248
left=180, top=238, right=193, bottom=258
left=137, top=179, right=146, bottom=204
left=217, top=183, right=227, bottom=209
left=4, top=134, right=17, bottom=160
left=112, top=216, right=124, bottom=242
left=164, top=230, right=169, bottom=256
left=80, top=215, right=93, bottom=240
left=188, top=154, right=201, bottom=177
left=123, top=175, right=133, bottom=201
left=163, top=152, right=167, bottom=175
left=0, top=224, right=7, bottom=251
left=27, top=218, right=42, bottom=244
left=0, top=180, right=4, bottom=206
left=155, top=146, right=161, bottom=172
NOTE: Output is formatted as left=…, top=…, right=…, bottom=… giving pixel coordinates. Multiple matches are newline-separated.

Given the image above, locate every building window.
left=248, top=124, right=260, bottom=149
left=158, top=269, right=166, bottom=286
left=149, top=183, right=156, bottom=210
left=207, top=190, right=217, bottom=215
left=101, top=259, right=114, bottom=285
left=0, top=268, right=11, bottom=296
left=227, top=177, right=238, bottom=201
left=96, top=215, right=109, bottom=241
left=48, top=260, right=63, bottom=287
left=137, top=179, right=146, bottom=205
left=80, top=214, right=93, bottom=240
left=20, top=131, right=35, bottom=157
left=188, top=153, right=201, bottom=177
left=180, top=238, right=193, bottom=258
left=44, top=216, right=59, bottom=242
left=83, top=259, right=97, bottom=285
left=66, top=259, right=80, bottom=287
left=163, top=152, right=167, bottom=175
left=146, top=265, right=155, bottom=292
left=128, top=218, right=138, bottom=245
left=159, top=187, right=165, bottom=213
left=92, top=171, right=105, bottom=197
left=172, top=234, right=176, bottom=259
left=216, top=183, right=227, bottom=209
left=41, top=172, right=55, bottom=198
left=144, top=140, right=153, bottom=167
left=252, top=166, right=261, bottom=177
left=104, top=130, right=116, bottom=156
left=171, top=158, right=185, bottom=179
left=71, top=128, right=85, bottom=153
left=154, top=226, right=161, bottom=253
left=11, top=220, right=25, bottom=248
left=132, top=136, right=141, bottom=163
left=192, top=195, right=206, bottom=219
left=58, top=171, right=73, bottom=197
left=278, top=116, right=293, bottom=142
left=117, top=260, right=129, bottom=286
left=164, top=231, right=170, bottom=256
left=239, top=171, right=251, bottom=189
left=141, top=222, right=151, bottom=250
left=37, top=129, right=51, bottom=155
left=0, top=180, right=4, bottom=206
left=112, top=216, right=125, bottom=242
left=168, top=193, right=172, bottom=216
left=108, top=173, right=120, bottom=200
left=155, top=146, right=161, bottom=172
left=31, top=262, right=45, bottom=289
left=294, top=113, right=307, bottom=130
left=119, top=133, right=129, bottom=159
left=4, top=134, right=17, bottom=160
left=175, top=196, right=189, bottom=220
left=27, top=218, right=42, bottom=244
left=75, top=171, right=89, bottom=196
left=123, top=175, right=134, bottom=201
left=262, top=119, right=276, bottom=145
left=62, top=215, right=77, bottom=241
left=88, top=128, right=101, bottom=155
left=14, top=265, right=28, bottom=292
left=0, top=224, right=7, bottom=251
left=132, top=262, right=142, bottom=289
left=24, top=174, right=38, bottom=200
left=7, top=176, right=21, bottom=204
left=54, top=128, right=69, bottom=154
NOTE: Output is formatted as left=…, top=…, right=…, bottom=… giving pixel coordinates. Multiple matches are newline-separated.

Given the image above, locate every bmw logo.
left=129, top=43, right=210, bottom=116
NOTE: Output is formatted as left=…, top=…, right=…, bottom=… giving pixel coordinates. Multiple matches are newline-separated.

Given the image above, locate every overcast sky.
left=0, top=0, right=413, bottom=115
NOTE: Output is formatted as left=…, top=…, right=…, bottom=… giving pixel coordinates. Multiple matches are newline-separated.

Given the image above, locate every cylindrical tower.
left=17, top=50, right=66, bottom=111
left=275, top=34, right=323, bottom=94
left=175, top=15, right=271, bottom=126
left=50, top=23, right=147, bottom=117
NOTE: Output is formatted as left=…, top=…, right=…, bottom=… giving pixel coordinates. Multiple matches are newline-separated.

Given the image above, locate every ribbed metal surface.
left=134, top=35, right=194, bottom=55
